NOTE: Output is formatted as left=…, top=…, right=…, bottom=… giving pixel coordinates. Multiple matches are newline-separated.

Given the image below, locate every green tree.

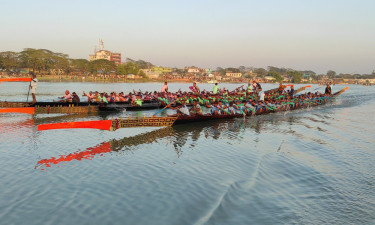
left=124, top=62, right=140, bottom=75
left=135, top=59, right=153, bottom=69
left=71, top=59, right=90, bottom=74
left=90, top=59, right=116, bottom=75
left=115, top=62, right=139, bottom=75
left=268, top=70, right=283, bottom=82
left=116, top=64, right=127, bottom=75
left=254, top=68, right=267, bottom=78
left=18, top=48, right=69, bottom=74
left=327, top=70, right=336, bottom=79
left=0, top=51, right=19, bottom=72
left=268, top=66, right=288, bottom=75
left=226, top=67, right=240, bottom=73
left=215, top=67, right=225, bottom=76
left=238, top=66, right=246, bottom=73
left=138, top=70, right=148, bottom=79
left=288, top=71, right=303, bottom=83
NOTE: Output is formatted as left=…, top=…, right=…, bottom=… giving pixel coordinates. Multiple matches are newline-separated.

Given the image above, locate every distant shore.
left=0, top=74, right=369, bottom=85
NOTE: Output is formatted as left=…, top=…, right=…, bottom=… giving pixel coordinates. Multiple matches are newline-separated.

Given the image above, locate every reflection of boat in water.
left=35, top=112, right=310, bottom=170
left=207, top=80, right=218, bottom=84
left=36, top=87, right=348, bottom=131
left=36, top=127, right=175, bottom=169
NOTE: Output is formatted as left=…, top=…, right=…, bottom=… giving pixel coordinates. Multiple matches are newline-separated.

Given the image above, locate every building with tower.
left=89, top=39, right=122, bottom=65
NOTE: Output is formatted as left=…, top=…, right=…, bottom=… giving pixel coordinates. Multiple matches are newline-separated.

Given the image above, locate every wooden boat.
left=175, top=87, right=347, bottom=124
left=37, top=87, right=348, bottom=131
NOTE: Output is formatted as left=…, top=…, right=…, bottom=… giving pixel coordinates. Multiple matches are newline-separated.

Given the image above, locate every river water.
left=0, top=82, right=374, bottom=225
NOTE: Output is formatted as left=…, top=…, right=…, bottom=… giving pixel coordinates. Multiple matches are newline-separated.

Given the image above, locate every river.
left=0, top=82, right=374, bottom=225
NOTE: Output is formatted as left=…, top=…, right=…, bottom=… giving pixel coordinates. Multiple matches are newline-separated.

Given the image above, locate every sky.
left=1, top=0, right=375, bottom=74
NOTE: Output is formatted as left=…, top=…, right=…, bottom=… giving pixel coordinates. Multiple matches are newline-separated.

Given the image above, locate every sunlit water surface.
left=0, top=82, right=374, bottom=225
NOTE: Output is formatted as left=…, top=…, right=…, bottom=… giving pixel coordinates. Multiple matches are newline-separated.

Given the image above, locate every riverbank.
left=1, top=74, right=370, bottom=85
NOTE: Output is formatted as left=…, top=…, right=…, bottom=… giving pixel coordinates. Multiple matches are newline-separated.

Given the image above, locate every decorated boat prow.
left=38, top=116, right=178, bottom=131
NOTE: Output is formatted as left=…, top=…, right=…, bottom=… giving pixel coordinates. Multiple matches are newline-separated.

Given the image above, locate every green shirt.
left=135, top=99, right=143, bottom=106
left=213, top=85, right=218, bottom=94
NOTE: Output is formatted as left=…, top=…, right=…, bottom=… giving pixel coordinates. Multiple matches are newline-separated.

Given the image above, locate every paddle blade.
left=38, top=120, right=112, bottom=131
left=0, top=107, right=35, bottom=115
left=0, top=78, right=32, bottom=83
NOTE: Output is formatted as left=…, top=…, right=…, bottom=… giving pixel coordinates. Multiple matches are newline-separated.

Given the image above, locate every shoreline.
left=0, top=74, right=366, bottom=85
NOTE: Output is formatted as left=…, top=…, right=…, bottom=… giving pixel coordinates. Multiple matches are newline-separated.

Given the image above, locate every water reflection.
left=35, top=113, right=308, bottom=170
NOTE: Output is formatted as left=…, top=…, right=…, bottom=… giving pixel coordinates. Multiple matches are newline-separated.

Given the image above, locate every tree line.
left=217, top=66, right=375, bottom=82
left=1, top=48, right=374, bottom=81
left=0, top=49, right=151, bottom=77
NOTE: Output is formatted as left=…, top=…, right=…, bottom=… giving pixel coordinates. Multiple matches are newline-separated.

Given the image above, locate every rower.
left=189, top=100, right=203, bottom=115
left=98, top=92, right=108, bottom=103
left=83, top=91, right=94, bottom=102
left=325, top=84, right=332, bottom=95
left=167, top=101, right=190, bottom=117
left=132, top=95, right=143, bottom=106
left=278, top=83, right=286, bottom=95
left=289, top=85, right=295, bottom=98
left=210, top=101, right=221, bottom=115
left=72, top=92, right=80, bottom=103
left=191, top=82, right=200, bottom=95
left=247, top=82, right=252, bottom=94
left=258, top=89, right=265, bottom=102
left=162, top=82, right=168, bottom=93
left=252, top=80, right=262, bottom=93
left=213, top=83, right=219, bottom=95
left=227, top=101, right=237, bottom=115
left=58, top=90, right=73, bottom=102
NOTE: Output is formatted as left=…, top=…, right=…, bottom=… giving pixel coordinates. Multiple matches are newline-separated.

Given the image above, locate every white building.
left=226, top=72, right=242, bottom=78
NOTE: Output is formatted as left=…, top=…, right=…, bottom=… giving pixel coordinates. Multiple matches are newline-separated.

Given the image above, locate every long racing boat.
left=36, top=87, right=348, bottom=131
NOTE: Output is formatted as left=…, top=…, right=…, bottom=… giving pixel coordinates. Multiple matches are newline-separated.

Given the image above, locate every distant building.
left=204, top=68, right=212, bottom=74
left=225, top=72, right=242, bottom=78
left=151, top=66, right=172, bottom=74
left=245, top=71, right=257, bottom=78
left=264, top=76, right=275, bottom=81
left=141, top=69, right=159, bottom=79
left=89, top=39, right=122, bottom=65
left=186, top=67, right=201, bottom=73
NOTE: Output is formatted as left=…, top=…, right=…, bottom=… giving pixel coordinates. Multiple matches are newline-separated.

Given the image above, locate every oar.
left=38, top=120, right=113, bottom=131
left=0, top=78, right=32, bottom=84
left=26, top=78, right=32, bottom=102
left=312, top=86, right=324, bottom=91
left=0, top=107, right=35, bottom=115
left=218, top=107, right=231, bottom=115
left=301, top=85, right=311, bottom=90
left=152, top=98, right=179, bottom=116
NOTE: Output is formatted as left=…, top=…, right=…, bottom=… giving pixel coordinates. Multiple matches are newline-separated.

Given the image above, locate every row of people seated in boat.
left=82, top=91, right=166, bottom=104
left=58, top=90, right=80, bottom=103
left=166, top=93, right=328, bottom=117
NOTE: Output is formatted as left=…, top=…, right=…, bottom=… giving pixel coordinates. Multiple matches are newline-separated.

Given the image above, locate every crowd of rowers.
left=57, top=81, right=334, bottom=117
left=167, top=90, right=332, bottom=117
left=58, top=81, right=275, bottom=105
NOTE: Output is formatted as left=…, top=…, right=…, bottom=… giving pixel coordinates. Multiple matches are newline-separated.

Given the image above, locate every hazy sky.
left=1, top=0, right=374, bottom=74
